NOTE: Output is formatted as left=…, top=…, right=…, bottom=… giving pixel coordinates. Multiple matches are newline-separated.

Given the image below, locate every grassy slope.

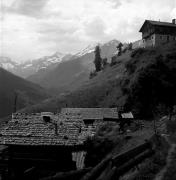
left=0, top=68, right=50, bottom=118
left=121, top=41, right=176, bottom=117
left=22, top=42, right=176, bottom=114
left=21, top=51, right=131, bottom=113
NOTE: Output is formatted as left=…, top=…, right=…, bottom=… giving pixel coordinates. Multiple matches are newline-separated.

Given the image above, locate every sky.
left=0, top=0, right=176, bottom=62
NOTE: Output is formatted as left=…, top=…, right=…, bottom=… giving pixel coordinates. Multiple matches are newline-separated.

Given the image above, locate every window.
left=160, top=36, right=163, bottom=40
left=43, top=116, right=51, bottom=123
left=167, top=35, right=170, bottom=42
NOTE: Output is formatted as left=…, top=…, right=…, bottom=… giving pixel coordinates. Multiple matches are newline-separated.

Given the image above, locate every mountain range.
left=0, top=53, right=75, bottom=78
left=27, top=40, right=120, bottom=93
left=0, top=40, right=120, bottom=94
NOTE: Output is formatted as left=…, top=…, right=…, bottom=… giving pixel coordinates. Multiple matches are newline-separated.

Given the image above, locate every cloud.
left=1, top=0, right=176, bottom=62
left=84, top=17, right=107, bottom=40
left=8, top=0, right=49, bottom=18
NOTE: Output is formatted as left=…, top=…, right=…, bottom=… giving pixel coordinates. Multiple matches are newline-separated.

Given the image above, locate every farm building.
left=139, top=19, right=176, bottom=47
left=0, top=108, right=121, bottom=179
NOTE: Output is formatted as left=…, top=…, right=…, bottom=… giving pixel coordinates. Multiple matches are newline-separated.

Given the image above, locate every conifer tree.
left=94, top=45, right=102, bottom=72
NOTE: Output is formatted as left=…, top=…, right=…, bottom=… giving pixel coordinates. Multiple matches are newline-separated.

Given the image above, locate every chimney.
left=172, top=19, right=176, bottom=24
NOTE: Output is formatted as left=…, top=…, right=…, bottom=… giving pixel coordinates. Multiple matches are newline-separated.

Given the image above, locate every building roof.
left=121, top=112, right=134, bottom=119
left=61, top=108, right=119, bottom=119
left=0, top=108, right=120, bottom=146
left=139, top=20, right=176, bottom=32
left=0, top=113, right=97, bottom=146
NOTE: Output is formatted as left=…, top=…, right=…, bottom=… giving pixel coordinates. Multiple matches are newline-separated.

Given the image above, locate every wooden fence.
left=81, top=141, right=154, bottom=180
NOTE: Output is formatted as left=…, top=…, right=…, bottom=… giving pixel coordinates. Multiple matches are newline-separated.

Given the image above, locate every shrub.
left=166, top=120, right=176, bottom=134
left=84, top=122, right=120, bottom=167
left=89, top=70, right=97, bottom=79
left=131, top=48, right=146, bottom=58
left=125, top=61, right=137, bottom=74
left=110, top=56, right=117, bottom=66
left=102, top=58, right=108, bottom=69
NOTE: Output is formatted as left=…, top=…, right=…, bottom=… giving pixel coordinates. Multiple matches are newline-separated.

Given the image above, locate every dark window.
left=160, top=36, right=162, bottom=40
left=43, top=116, right=51, bottom=123
left=167, top=35, right=170, bottom=42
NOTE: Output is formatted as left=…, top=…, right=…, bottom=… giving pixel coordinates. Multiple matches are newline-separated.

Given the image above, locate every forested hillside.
left=20, top=42, right=176, bottom=119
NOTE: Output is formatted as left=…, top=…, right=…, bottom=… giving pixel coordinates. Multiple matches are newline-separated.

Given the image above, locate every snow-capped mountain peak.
left=0, top=56, right=19, bottom=70
left=75, top=43, right=100, bottom=57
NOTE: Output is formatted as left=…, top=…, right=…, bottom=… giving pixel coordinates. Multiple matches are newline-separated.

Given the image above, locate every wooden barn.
left=139, top=19, right=176, bottom=47
left=0, top=108, right=125, bottom=179
left=0, top=112, right=92, bottom=179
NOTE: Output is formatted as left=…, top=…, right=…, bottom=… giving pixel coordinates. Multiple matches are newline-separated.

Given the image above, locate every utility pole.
left=13, top=92, right=18, bottom=113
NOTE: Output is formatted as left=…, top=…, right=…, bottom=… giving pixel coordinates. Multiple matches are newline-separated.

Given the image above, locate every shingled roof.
left=61, top=108, right=119, bottom=119
left=0, top=108, right=119, bottom=146
left=139, top=20, right=176, bottom=32
left=0, top=113, right=96, bottom=146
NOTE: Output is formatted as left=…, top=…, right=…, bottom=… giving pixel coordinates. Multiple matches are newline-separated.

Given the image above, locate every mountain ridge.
left=0, top=67, right=50, bottom=118
left=27, top=39, right=120, bottom=93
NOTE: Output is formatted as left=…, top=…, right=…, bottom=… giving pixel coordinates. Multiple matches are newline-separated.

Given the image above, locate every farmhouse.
left=139, top=19, right=176, bottom=47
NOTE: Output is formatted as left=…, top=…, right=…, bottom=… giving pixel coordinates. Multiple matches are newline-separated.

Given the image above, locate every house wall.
left=143, top=34, right=176, bottom=47
left=155, top=34, right=176, bottom=45
left=143, top=35, right=155, bottom=48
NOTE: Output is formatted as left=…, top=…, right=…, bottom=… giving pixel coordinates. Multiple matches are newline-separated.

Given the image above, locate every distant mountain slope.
left=0, top=52, right=74, bottom=78
left=21, top=49, right=131, bottom=114
left=0, top=68, right=49, bottom=118
left=21, top=42, right=176, bottom=115
left=27, top=39, right=120, bottom=93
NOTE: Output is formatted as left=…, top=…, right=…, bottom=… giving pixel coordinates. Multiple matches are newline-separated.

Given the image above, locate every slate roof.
left=139, top=20, right=176, bottom=32
left=61, top=108, right=119, bottom=119
left=0, top=113, right=96, bottom=146
left=0, top=108, right=119, bottom=146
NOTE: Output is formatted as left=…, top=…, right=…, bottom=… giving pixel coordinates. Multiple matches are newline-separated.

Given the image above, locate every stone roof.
left=61, top=108, right=119, bottom=119
left=0, top=112, right=98, bottom=146
left=0, top=108, right=119, bottom=146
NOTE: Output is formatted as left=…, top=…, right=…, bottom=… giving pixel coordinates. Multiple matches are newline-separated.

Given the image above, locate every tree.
left=102, top=58, right=108, bottom=69
left=122, top=53, right=176, bottom=118
left=110, top=56, right=117, bottom=66
left=89, top=70, right=97, bottom=79
left=94, top=45, right=102, bottom=72
left=128, top=42, right=133, bottom=50
left=117, top=42, right=123, bottom=56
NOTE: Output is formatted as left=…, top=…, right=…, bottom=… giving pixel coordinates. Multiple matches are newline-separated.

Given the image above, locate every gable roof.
left=0, top=113, right=96, bottom=146
left=61, top=108, right=119, bottom=119
left=0, top=108, right=120, bottom=146
left=139, top=20, right=176, bottom=32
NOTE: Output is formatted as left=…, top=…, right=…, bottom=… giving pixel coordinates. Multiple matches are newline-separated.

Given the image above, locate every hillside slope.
left=21, top=50, right=131, bottom=113
left=0, top=68, right=49, bottom=118
left=22, top=42, right=176, bottom=115
left=27, top=40, right=120, bottom=93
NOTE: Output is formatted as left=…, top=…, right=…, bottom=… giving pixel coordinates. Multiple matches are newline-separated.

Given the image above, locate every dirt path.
left=154, top=136, right=176, bottom=180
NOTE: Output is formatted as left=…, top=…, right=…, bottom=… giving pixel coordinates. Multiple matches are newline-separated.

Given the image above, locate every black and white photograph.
left=0, top=0, right=176, bottom=179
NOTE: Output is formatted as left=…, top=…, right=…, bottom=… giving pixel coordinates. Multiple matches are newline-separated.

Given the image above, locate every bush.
left=166, top=120, right=176, bottom=134
left=110, top=56, right=117, bottom=66
left=131, top=48, right=146, bottom=58
left=84, top=122, right=120, bottom=167
left=89, top=70, right=97, bottom=79
left=125, top=60, right=137, bottom=74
